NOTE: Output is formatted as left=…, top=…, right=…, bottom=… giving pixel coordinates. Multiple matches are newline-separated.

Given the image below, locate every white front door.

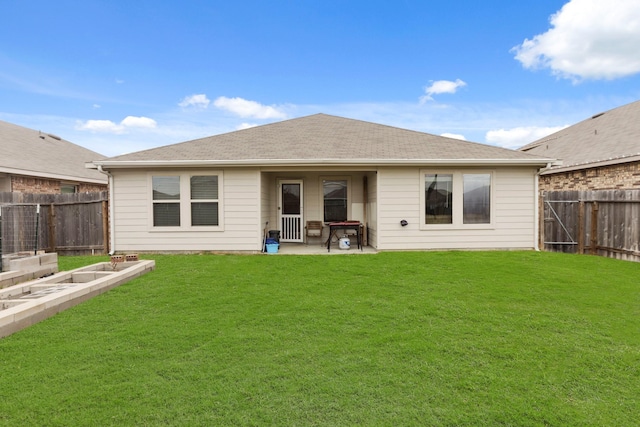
left=278, top=180, right=303, bottom=242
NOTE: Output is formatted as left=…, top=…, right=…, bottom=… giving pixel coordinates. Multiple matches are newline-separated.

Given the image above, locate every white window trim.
left=319, top=175, right=352, bottom=223
left=148, top=171, right=224, bottom=231
left=419, top=169, right=494, bottom=230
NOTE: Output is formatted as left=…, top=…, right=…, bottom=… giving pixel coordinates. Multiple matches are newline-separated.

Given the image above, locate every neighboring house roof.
left=519, top=100, right=640, bottom=175
left=0, top=119, right=108, bottom=184
left=95, top=114, right=552, bottom=168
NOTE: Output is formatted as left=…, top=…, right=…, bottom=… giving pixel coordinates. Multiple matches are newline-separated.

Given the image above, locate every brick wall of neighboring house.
left=10, top=176, right=107, bottom=194
left=78, top=183, right=108, bottom=193
left=539, top=161, right=640, bottom=192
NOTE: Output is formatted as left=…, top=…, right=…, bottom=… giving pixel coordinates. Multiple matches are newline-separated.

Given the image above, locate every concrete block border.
left=0, top=260, right=155, bottom=339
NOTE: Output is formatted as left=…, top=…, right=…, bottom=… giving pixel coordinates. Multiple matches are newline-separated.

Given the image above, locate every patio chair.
left=305, top=220, right=323, bottom=244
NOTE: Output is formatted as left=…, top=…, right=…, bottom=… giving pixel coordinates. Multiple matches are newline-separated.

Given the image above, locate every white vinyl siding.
left=377, top=167, right=537, bottom=250
left=112, top=169, right=260, bottom=252
left=110, top=166, right=537, bottom=253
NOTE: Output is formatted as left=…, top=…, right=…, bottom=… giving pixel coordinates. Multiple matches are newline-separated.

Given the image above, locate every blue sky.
left=1, top=0, right=640, bottom=157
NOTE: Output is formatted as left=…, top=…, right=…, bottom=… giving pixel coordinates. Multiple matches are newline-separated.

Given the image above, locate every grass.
left=1, top=251, right=639, bottom=426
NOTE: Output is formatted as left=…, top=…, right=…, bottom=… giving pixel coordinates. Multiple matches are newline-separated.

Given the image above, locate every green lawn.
left=1, top=251, right=639, bottom=426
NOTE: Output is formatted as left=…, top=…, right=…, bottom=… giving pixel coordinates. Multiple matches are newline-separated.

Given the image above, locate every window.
left=422, top=170, right=492, bottom=227
left=425, top=174, right=453, bottom=224
left=151, top=173, right=222, bottom=229
left=323, top=179, right=347, bottom=222
left=190, top=175, right=219, bottom=226
left=153, top=176, right=181, bottom=227
left=60, top=183, right=78, bottom=194
left=463, top=174, right=491, bottom=224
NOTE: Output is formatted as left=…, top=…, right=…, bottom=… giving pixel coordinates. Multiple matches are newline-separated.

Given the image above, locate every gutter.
left=96, top=165, right=115, bottom=255
left=536, top=161, right=556, bottom=175
left=539, top=155, right=639, bottom=175
left=93, top=157, right=554, bottom=169
left=0, top=165, right=108, bottom=185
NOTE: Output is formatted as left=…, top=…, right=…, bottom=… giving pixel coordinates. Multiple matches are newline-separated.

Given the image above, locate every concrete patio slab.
left=273, top=243, right=378, bottom=255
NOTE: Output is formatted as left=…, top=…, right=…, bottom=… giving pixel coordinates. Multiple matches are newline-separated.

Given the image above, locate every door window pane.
left=282, top=183, right=301, bottom=215
left=463, top=174, right=491, bottom=224
left=323, top=180, right=347, bottom=222
left=425, top=174, right=453, bottom=224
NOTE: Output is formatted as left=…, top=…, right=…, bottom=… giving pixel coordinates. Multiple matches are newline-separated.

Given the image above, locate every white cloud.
left=420, top=79, right=467, bottom=103
left=485, top=125, right=568, bottom=149
left=121, top=116, right=157, bottom=129
left=512, top=0, right=640, bottom=81
left=213, top=96, right=287, bottom=119
left=237, top=122, right=258, bottom=130
left=76, top=116, right=157, bottom=134
left=76, top=119, right=123, bottom=134
left=179, top=94, right=211, bottom=109
left=440, top=133, right=467, bottom=141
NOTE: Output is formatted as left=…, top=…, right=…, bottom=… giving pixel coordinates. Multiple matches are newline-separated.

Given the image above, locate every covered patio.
left=260, top=168, right=377, bottom=251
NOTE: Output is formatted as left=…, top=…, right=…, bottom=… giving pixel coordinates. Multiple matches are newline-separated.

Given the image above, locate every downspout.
left=97, top=165, right=115, bottom=255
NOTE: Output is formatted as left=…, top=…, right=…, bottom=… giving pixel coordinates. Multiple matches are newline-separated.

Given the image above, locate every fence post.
left=0, top=206, right=3, bottom=272
left=48, top=204, right=56, bottom=253
left=578, top=201, right=585, bottom=254
left=539, top=191, right=545, bottom=251
left=34, top=204, right=40, bottom=255
left=590, top=202, right=599, bottom=255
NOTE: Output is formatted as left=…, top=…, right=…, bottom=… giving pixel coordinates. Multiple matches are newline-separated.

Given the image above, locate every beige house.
left=0, top=120, right=107, bottom=194
left=92, top=114, right=553, bottom=253
left=520, top=99, right=640, bottom=191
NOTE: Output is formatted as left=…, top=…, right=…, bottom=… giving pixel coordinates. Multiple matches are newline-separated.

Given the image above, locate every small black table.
left=327, top=221, right=362, bottom=252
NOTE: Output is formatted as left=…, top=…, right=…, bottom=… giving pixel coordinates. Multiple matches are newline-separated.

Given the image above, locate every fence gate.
left=542, top=190, right=640, bottom=262
left=543, top=197, right=579, bottom=250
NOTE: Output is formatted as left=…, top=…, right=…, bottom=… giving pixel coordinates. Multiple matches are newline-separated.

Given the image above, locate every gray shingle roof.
left=100, top=114, right=551, bottom=167
left=0, top=120, right=107, bottom=184
left=520, top=100, right=640, bottom=173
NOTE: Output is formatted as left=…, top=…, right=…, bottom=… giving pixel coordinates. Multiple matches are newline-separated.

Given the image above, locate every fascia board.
left=539, top=155, right=640, bottom=175
left=0, top=166, right=107, bottom=184
left=93, top=158, right=554, bottom=169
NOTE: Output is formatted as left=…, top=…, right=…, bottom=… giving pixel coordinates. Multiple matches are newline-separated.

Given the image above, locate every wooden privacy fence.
left=0, top=192, right=109, bottom=256
left=542, top=190, right=640, bottom=262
